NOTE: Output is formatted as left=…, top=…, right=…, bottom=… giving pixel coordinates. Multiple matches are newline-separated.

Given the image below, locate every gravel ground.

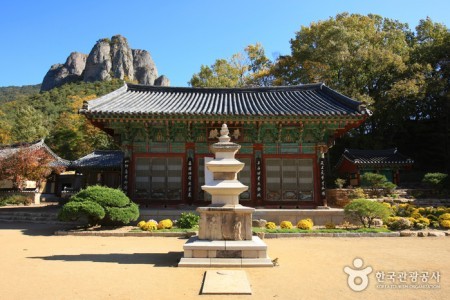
left=0, top=222, right=448, bottom=300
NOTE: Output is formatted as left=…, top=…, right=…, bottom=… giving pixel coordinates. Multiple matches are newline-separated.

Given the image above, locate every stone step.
left=0, top=217, right=75, bottom=225
left=0, top=212, right=62, bottom=224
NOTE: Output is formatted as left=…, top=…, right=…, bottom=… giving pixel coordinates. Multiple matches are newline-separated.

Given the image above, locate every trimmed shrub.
left=58, top=201, right=105, bottom=226
left=157, top=219, right=173, bottom=229
left=280, top=221, right=293, bottom=229
left=265, top=222, right=277, bottom=229
left=297, top=219, right=313, bottom=230
left=70, top=185, right=129, bottom=207
left=177, top=212, right=200, bottom=229
left=344, top=199, right=391, bottom=228
left=104, top=203, right=139, bottom=225
left=422, top=173, right=448, bottom=189
left=58, top=185, right=139, bottom=226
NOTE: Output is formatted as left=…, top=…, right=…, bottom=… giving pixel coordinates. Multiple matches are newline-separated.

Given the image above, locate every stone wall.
left=139, top=208, right=345, bottom=226
left=326, top=189, right=351, bottom=208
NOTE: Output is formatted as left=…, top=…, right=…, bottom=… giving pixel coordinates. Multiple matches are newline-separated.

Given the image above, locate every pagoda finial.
left=218, top=123, right=231, bottom=143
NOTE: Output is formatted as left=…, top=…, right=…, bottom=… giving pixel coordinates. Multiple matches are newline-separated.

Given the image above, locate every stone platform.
left=201, top=270, right=252, bottom=295
left=178, top=236, right=273, bottom=267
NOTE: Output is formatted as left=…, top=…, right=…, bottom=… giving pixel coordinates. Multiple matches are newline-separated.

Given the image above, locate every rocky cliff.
left=41, top=35, right=168, bottom=91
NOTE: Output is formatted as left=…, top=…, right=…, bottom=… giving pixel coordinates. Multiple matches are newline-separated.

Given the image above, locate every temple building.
left=80, top=83, right=370, bottom=208
left=336, top=148, right=414, bottom=187
left=0, top=139, right=69, bottom=192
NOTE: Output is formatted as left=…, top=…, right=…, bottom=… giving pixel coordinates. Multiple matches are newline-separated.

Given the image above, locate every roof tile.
left=81, top=83, right=370, bottom=117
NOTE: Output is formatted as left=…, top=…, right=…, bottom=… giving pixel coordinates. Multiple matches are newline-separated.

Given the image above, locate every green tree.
left=189, top=43, right=273, bottom=87
left=11, top=105, right=49, bottom=142
left=272, top=13, right=412, bottom=149
left=4, top=79, right=123, bottom=158
left=344, top=199, right=391, bottom=228
left=0, top=110, right=12, bottom=144
left=270, top=13, right=450, bottom=173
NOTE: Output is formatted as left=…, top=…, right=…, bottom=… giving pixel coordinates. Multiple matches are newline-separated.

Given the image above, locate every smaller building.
left=68, top=150, right=124, bottom=191
left=336, top=148, right=414, bottom=187
left=0, top=139, right=69, bottom=192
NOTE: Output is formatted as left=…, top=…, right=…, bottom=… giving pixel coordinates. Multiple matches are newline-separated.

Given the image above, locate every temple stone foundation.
left=179, top=124, right=272, bottom=267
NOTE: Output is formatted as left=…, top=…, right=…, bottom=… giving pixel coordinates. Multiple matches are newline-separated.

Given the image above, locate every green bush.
left=70, top=185, right=129, bottom=207
left=361, top=172, right=397, bottom=196
left=58, top=201, right=106, bottom=225
left=0, top=194, right=32, bottom=206
left=422, top=173, right=448, bottom=189
left=177, top=212, right=200, bottom=229
left=58, top=185, right=139, bottom=226
left=104, top=203, right=139, bottom=225
left=344, top=199, right=391, bottom=228
left=388, top=217, right=411, bottom=230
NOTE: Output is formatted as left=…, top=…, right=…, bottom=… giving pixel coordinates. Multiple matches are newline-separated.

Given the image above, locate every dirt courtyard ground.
left=0, top=222, right=448, bottom=300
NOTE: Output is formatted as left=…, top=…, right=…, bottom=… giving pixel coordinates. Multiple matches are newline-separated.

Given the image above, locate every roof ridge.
left=126, top=83, right=325, bottom=93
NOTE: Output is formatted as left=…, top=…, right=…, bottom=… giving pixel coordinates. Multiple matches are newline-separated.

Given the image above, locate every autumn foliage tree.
left=189, top=43, right=274, bottom=87
left=0, top=147, right=65, bottom=191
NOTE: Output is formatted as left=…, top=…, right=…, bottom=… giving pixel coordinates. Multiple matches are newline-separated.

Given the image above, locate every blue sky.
left=1, top=0, right=449, bottom=87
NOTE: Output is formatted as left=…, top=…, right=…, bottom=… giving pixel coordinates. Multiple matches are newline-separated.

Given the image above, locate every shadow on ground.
left=0, top=222, right=71, bottom=236
left=29, top=252, right=183, bottom=267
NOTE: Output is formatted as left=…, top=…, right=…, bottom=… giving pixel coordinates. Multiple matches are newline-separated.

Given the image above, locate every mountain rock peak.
left=41, top=35, right=167, bottom=91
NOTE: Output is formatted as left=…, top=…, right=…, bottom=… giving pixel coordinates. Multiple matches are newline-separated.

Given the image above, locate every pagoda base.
left=178, top=236, right=273, bottom=267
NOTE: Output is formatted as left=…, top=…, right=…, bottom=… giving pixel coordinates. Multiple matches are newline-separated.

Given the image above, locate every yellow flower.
left=157, top=219, right=173, bottom=229
left=265, top=222, right=277, bottom=229
left=296, top=219, right=312, bottom=230
left=137, top=220, right=146, bottom=229
left=280, top=221, right=293, bottom=229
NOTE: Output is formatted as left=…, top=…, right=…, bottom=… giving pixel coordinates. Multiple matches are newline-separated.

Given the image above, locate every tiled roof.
left=0, top=139, right=70, bottom=167
left=341, top=148, right=414, bottom=166
left=80, top=83, right=371, bottom=118
left=70, top=150, right=123, bottom=170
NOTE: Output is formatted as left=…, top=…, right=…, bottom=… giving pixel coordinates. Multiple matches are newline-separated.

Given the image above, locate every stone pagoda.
left=178, top=124, right=272, bottom=267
